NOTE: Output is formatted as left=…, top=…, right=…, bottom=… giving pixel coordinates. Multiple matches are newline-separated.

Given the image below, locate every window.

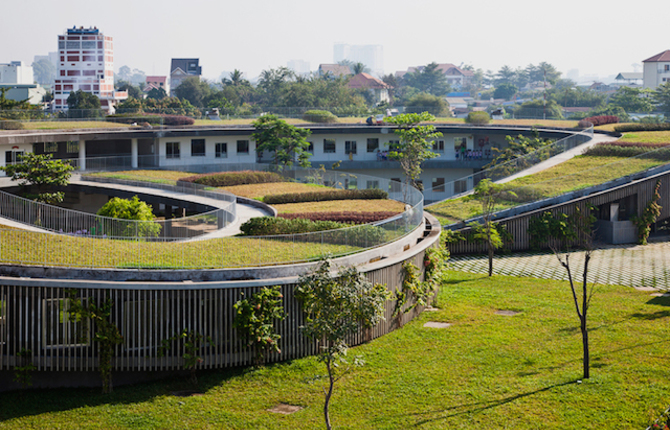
left=432, top=140, right=445, bottom=152
left=5, top=150, right=23, bottom=165
left=454, top=180, right=467, bottom=194
left=367, top=138, right=379, bottom=152
left=66, top=141, right=79, bottom=154
left=366, top=180, right=380, bottom=189
left=215, top=143, right=227, bottom=158
left=455, top=137, right=467, bottom=150
left=388, top=140, right=400, bottom=151
left=345, top=141, right=357, bottom=155
left=67, top=55, right=79, bottom=62
left=237, top=140, right=249, bottom=154
left=191, top=139, right=205, bottom=157
left=45, top=142, right=58, bottom=153
left=306, top=142, right=314, bottom=152
left=390, top=178, right=403, bottom=193
left=166, top=142, right=180, bottom=159
left=432, top=178, right=445, bottom=192
left=43, top=298, right=89, bottom=347
left=323, top=139, right=336, bottom=153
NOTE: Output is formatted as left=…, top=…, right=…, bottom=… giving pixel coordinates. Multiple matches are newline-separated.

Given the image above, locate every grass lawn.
left=0, top=228, right=359, bottom=269
left=1, top=272, right=667, bottom=429
left=220, top=182, right=329, bottom=199
left=617, top=131, right=670, bottom=145
left=427, top=154, right=666, bottom=225
left=273, top=199, right=405, bottom=214
left=22, top=121, right=130, bottom=130
left=87, top=170, right=193, bottom=185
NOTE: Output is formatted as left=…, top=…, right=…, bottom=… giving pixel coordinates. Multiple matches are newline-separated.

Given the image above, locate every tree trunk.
left=488, top=241, right=494, bottom=277
left=324, top=359, right=334, bottom=430
left=581, top=318, right=590, bottom=379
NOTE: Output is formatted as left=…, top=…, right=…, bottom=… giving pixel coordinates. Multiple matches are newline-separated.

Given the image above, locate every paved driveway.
left=449, top=240, right=670, bottom=290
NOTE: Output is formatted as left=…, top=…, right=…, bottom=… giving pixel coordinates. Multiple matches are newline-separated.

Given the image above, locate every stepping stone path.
left=268, top=404, right=304, bottom=414
left=449, top=242, right=670, bottom=290
left=424, top=322, right=452, bottom=328
left=495, top=310, right=520, bottom=316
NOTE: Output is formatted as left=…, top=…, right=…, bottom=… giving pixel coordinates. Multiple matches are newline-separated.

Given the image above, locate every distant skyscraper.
left=53, top=26, right=127, bottom=113
left=333, top=44, right=383, bottom=76
left=287, top=59, right=311, bottom=76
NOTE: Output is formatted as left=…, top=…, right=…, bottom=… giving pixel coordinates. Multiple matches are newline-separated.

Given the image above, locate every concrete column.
left=131, top=138, right=138, bottom=169
left=78, top=140, right=86, bottom=171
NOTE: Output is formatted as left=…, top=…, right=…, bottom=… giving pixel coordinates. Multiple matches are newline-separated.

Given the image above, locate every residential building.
left=614, top=72, right=643, bottom=87
left=333, top=44, right=383, bottom=76
left=144, top=76, right=169, bottom=95
left=170, top=58, right=201, bottom=96
left=643, top=50, right=670, bottom=89
left=397, top=63, right=474, bottom=89
left=318, top=64, right=352, bottom=78
left=53, top=26, right=128, bottom=113
left=0, top=84, right=46, bottom=105
left=347, top=73, right=391, bottom=104
left=0, top=61, right=33, bottom=84
left=287, top=59, right=310, bottom=76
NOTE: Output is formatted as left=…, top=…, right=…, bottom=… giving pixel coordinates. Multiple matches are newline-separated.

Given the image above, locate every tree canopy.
left=67, top=90, right=101, bottom=117
left=0, top=152, right=74, bottom=204
left=252, top=114, right=312, bottom=168
left=403, top=62, right=450, bottom=96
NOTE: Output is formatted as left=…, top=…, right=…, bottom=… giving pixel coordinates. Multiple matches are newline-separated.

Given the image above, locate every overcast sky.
left=2, top=0, right=669, bottom=83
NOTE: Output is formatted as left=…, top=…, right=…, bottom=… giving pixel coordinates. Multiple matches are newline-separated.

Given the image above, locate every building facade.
left=643, top=50, right=670, bottom=89
left=53, top=26, right=127, bottom=113
left=0, top=61, right=33, bottom=84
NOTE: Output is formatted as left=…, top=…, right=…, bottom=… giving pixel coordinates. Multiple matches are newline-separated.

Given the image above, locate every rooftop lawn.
left=0, top=272, right=666, bottom=429
left=273, top=199, right=405, bottom=215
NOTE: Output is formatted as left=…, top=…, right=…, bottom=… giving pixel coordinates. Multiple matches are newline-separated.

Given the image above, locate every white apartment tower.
left=53, top=26, right=127, bottom=113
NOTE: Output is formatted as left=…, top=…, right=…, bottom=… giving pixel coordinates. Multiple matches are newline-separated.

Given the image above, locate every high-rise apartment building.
left=333, top=44, right=383, bottom=76
left=53, top=26, right=127, bottom=113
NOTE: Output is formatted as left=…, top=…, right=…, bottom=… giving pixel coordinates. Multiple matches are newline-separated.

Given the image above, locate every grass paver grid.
left=449, top=241, right=670, bottom=289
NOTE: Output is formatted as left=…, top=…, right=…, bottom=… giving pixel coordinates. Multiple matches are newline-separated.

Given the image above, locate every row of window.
left=166, top=140, right=250, bottom=159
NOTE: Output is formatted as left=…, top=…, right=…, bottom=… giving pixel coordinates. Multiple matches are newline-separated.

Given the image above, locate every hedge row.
left=179, top=171, right=287, bottom=187
left=583, top=143, right=670, bottom=160
left=240, top=216, right=349, bottom=236
left=278, top=211, right=398, bottom=224
left=302, top=109, right=338, bottom=123
left=240, top=216, right=387, bottom=247
left=0, top=119, right=23, bottom=130
left=107, top=114, right=195, bottom=126
left=614, top=123, right=670, bottom=133
left=263, top=188, right=389, bottom=204
left=578, top=115, right=619, bottom=127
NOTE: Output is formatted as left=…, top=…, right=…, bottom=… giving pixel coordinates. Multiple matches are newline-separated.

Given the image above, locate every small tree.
left=467, top=179, right=513, bottom=276
left=66, top=89, right=102, bottom=118
left=159, top=329, right=213, bottom=387
left=385, top=112, right=442, bottom=192
left=13, top=348, right=36, bottom=390
left=296, top=260, right=390, bottom=430
left=68, top=293, right=123, bottom=393
left=233, top=286, right=286, bottom=365
left=631, top=180, right=662, bottom=245
left=252, top=114, right=312, bottom=169
left=551, top=206, right=597, bottom=380
left=0, top=152, right=74, bottom=204
left=97, top=196, right=160, bottom=238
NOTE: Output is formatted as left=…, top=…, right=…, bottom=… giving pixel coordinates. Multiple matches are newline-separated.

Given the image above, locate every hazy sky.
left=2, top=0, right=669, bottom=82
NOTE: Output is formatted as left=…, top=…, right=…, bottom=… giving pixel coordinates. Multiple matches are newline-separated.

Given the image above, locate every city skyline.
left=1, top=0, right=669, bottom=83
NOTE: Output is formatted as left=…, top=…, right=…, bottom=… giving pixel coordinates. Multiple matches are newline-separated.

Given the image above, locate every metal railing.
left=0, top=169, right=423, bottom=269
left=0, top=178, right=237, bottom=240
left=423, top=126, right=594, bottom=204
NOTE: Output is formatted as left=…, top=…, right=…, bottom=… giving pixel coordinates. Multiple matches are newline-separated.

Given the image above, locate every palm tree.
left=352, top=62, right=369, bottom=75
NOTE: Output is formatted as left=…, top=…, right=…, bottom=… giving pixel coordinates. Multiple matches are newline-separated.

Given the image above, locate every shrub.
left=580, top=115, right=619, bottom=127
left=179, top=171, right=287, bottom=187
left=582, top=142, right=670, bottom=160
left=240, top=216, right=349, bottom=236
left=106, top=114, right=194, bottom=126
left=279, top=211, right=398, bottom=224
left=0, top=119, right=24, bottom=130
left=96, top=195, right=160, bottom=238
left=465, top=111, right=491, bottom=125
left=302, top=110, right=338, bottom=123
left=614, top=123, right=670, bottom=133
left=263, top=188, right=388, bottom=205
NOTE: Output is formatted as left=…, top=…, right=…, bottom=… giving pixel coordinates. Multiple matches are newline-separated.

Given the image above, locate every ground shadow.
left=647, top=295, right=670, bottom=307
left=407, top=379, right=579, bottom=427
left=630, top=310, right=670, bottom=320
left=0, top=365, right=256, bottom=422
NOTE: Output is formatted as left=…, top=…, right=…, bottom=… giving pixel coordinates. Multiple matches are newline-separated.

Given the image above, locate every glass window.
left=191, top=139, right=205, bottom=157
left=432, top=178, right=445, bottom=192
left=66, top=141, right=79, bottom=154
left=237, top=140, right=249, bottom=154
left=215, top=143, right=228, bottom=158
left=323, top=139, right=336, bottom=153
left=454, top=180, right=467, bottom=194
left=388, top=140, right=400, bottom=151
left=432, top=140, right=445, bottom=152
left=166, top=142, right=180, bottom=159
left=367, top=138, right=379, bottom=152
left=345, top=141, right=357, bottom=155
left=366, top=180, right=380, bottom=189
left=44, top=142, right=58, bottom=153
left=307, top=142, right=314, bottom=152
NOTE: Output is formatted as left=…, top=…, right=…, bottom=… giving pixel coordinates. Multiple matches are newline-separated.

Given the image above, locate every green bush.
left=0, top=119, right=24, bottom=130
left=465, top=111, right=491, bottom=125
left=263, top=188, right=388, bottom=205
left=179, top=171, right=287, bottom=187
left=302, top=110, right=338, bottom=123
left=582, top=143, right=670, bottom=160
left=613, top=123, right=670, bottom=133
left=96, top=195, right=160, bottom=238
left=240, top=216, right=348, bottom=236
left=106, top=114, right=194, bottom=126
